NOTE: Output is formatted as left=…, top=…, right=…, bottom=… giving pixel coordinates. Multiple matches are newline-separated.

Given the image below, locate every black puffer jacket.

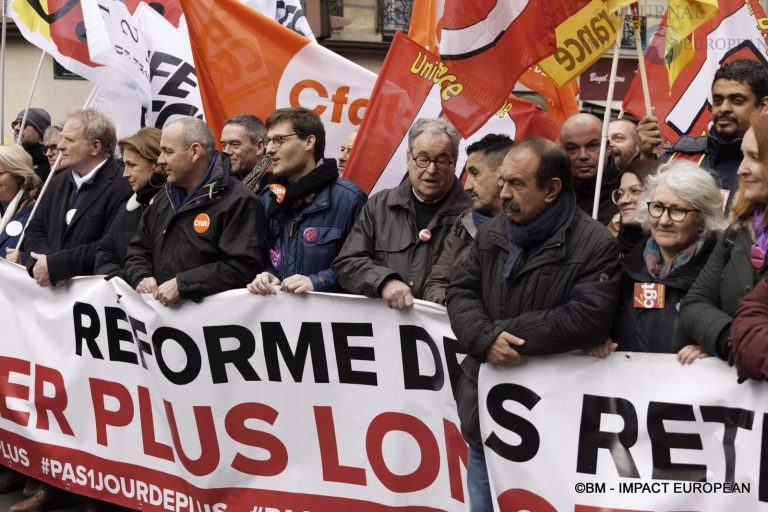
left=612, top=233, right=717, bottom=353
left=124, top=153, right=266, bottom=301
left=446, top=196, right=620, bottom=450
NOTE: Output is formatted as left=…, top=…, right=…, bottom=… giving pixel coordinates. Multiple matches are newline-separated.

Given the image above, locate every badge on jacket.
left=633, top=282, right=665, bottom=309
left=5, top=221, right=22, bottom=237
left=269, top=183, right=287, bottom=204
left=193, top=213, right=211, bottom=234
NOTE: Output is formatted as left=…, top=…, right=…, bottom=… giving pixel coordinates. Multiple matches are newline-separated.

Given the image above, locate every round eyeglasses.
left=647, top=201, right=700, bottom=222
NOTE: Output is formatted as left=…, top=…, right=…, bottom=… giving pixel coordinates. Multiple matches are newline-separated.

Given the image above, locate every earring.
left=148, top=172, right=166, bottom=189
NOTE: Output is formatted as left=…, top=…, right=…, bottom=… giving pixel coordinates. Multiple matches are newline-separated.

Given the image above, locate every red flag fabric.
left=344, top=32, right=559, bottom=195
left=623, top=0, right=768, bottom=142
left=436, top=0, right=584, bottom=137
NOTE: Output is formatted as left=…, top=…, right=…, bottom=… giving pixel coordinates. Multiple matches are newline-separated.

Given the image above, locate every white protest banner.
left=0, top=260, right=468, bottom=511
left=480, top=353, right=768, bottom=511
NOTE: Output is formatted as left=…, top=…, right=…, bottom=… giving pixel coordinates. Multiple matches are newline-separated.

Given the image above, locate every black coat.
left=124, top=153, right=267, bottom=301
left=23, top=158, right=132, bottom=284
left=612, top=233, right=717, bottom=353
left=445, top=196, right=621, bottom=449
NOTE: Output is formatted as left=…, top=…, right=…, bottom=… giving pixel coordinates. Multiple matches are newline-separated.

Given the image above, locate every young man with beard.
left=446, top=137, right=620, bottom=512
left=637, top=59, right=768, bottom=212
left=247, top=107, right=366, bottom=295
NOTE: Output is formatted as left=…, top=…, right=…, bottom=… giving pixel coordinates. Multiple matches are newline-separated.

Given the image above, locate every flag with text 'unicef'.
left=436, top=0, right=586, bottom=137
left=343, top=32, right=559, bottom=195
left=622, top=0, right=768, bottom=141
left=179, top=0, right=375, bottom=162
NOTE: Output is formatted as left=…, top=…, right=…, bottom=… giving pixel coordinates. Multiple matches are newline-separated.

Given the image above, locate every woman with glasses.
left=682, top=111, right=768, bottom=364
left=588, top=161, right=726, bottom=361
left=607, top=159, right=659, bottom=254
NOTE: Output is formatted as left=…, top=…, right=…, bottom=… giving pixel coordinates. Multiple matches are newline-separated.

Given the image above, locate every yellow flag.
left=663, top=1, right=719, bottom=86
left=536, top=0, right=634, bottom=87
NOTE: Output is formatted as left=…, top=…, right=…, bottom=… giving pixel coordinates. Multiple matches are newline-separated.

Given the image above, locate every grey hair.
left=407, top=118, right=460, bottom=159
left=636, top=160, right=728, bottom=234
left=171, top=117, right=215, bottom=154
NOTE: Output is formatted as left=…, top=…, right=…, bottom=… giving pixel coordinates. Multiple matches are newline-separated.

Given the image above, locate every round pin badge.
left=303, top=227, right=319, bottom=244
left=5, top=220, right=22, bottom=237
left=419, top=228, right=432, bottom=242
left=750, top=245, right=766, bottom=269
left=65, top=209, right=77, bottom=225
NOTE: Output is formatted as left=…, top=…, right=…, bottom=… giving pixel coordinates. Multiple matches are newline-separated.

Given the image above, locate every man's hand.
left=281, top=274, right=314, bottom=295
left=30, top=252, right=51, bottom=287
left=583, top=338, right=618, bottom=359
left=153, top=278, right=180, bottom=307
left=381, top=279, right=414, bottom=309
left=247, top=272, right=281, bottom=295
left=677, top=344, right=710, bottom=365
left=136, top=277, right=158, bottom=294
left=5, top=248, right=21, bottom=264
left=486, top=331, right=525, bottom=365
left=637, top=109, right=662, bottom=159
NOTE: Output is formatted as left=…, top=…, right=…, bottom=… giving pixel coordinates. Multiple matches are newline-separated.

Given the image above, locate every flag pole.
left=631, top=2, right=652, bottom=115
left=1, top=0, right=8, bottom=142
left=592, top=9, right=626, bottom=221
left=15, top=50, right=47, bottom=145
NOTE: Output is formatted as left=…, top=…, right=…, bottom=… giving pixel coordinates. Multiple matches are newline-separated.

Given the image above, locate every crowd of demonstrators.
left=446, top=137, right=621, bottom=511
left=638, top=59, right=768, bottom=213
left=5, top=57, right=768, bottom=512
left=247, top=107, right=366, bottom=296
left=333, top=117, right=472, bottom=309
left=124, top=117, right=266, bottom=307
left=220, top=114, right=273, bottom=193
left=94, top=127, right=165, bottom=277
left=681, top=110, right=768, bottom=363
left=423, top=133, right=513, bottom=305
left=588, top=162, right=728, bottom=361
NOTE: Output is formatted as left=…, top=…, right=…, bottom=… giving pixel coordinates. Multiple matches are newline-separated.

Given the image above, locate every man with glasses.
left=247, top=107, right=366, bottom=296
left=334, top=117, right=471, bottom=309
left=220, top=114, right=273, bottom=193
left=124, top=116, right=266, bottom=306
left=560, top=113, right=620, bottom=225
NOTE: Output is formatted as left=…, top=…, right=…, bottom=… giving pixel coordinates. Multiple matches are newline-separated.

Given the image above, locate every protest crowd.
left=2, top=1, right=768, bottom=512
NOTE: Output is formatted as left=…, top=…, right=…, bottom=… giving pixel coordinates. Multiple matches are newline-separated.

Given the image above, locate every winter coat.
left=23, top=158, right=132, bottom=284
left=124, top=153, right=266, bottom=301
left=681, top=224, right=768, bottom=359
left=423, top=209, right=476, bottom=305
left=445, top=197, right=621, bottom=450
left=732, top=278, right=768, bottom=380
left=612, top=233, right=717, bottom=353
left=333, top=177, right=471, bottom=299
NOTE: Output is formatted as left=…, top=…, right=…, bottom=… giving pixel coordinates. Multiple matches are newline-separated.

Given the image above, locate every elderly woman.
left=608, top=159, right=659, bottom=254
left=682, top=111, right=768, bottom=362
left=94, top=127, right=164, bottom=277
left=588, top=161, right=726, bottom=362
left=0, top=145, right=42, bottom=260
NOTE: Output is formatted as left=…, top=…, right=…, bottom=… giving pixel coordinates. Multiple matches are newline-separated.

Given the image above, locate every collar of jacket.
left=621, top=231, right=718, bottom=286
left=460, top=209, right=477, bottom=238
left=166, top=151, right=230, bottom=212
left=386, top=177, right=467, bottom=217
left=486, top=190, right=578, bottom=268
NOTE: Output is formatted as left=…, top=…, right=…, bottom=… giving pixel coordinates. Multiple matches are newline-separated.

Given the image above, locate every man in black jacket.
left=445, top=137, right=621, bottom=512
left=23, top=108, right=132, bottom=287
left=124, top=117, right=266, bottom=306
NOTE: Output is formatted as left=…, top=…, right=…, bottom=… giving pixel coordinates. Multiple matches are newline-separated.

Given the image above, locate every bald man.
left=560, top=113, right=619, bottom=224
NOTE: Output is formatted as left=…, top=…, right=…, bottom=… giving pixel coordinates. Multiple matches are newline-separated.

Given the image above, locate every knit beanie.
left=14, top=108, right=52, bottom=138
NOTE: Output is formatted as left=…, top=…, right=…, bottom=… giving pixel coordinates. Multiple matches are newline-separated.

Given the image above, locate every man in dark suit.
left=23, top=108, right=132, bottom=288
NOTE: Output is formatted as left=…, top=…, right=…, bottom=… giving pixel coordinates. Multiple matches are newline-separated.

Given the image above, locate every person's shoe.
left=0, top=470, right=26, bottom=493
left=8, top=488, right=72, bottom=512
left=23, top=478, right=40, bottom=497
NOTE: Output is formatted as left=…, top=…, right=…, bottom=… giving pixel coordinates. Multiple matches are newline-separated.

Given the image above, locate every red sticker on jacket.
left=193, top=213, right=211, bottom=234
left=633, top=282, right=665, bottom=309
left=269, top=183, right=287, bottom=204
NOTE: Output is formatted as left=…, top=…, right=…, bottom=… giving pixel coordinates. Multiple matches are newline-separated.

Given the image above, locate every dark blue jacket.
left=0, top=200, right=34, bottom=259
left=261, top=168, right=366, bottom=293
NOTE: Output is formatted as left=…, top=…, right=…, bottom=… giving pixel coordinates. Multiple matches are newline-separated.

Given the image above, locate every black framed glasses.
left=611, top=186, right=644, bottom=205
left=410, top=152, right=454, bottom=171
left=647, top=201, right=699, bottom=222
left=43, top=144, right=60, bottom=153
left=265, top=133, right=298, bottom=148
